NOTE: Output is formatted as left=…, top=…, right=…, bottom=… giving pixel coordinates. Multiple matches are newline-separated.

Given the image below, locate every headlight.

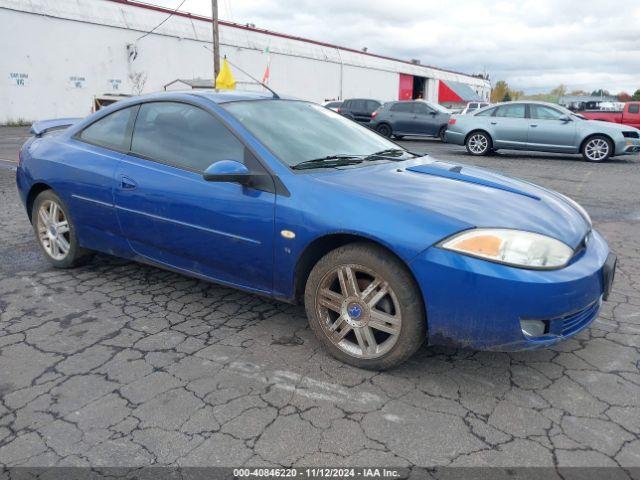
left=440, top=228, right=574, bottom=269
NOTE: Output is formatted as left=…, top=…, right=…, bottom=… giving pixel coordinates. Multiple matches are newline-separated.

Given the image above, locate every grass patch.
left=1, top=119, right=32, bottom=127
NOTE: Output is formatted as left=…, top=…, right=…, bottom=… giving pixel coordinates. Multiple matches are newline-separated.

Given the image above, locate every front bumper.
left=616, top=137, right=640, bottom=155
left=410, top=229, right=613, bottom=351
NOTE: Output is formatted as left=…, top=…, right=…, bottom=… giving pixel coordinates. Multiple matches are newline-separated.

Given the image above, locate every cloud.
left=151, top=0, right=640, bottom=94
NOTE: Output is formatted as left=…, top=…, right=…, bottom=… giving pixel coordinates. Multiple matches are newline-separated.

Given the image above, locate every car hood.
left=583, top=118, right=640, bottom=133
left=312, top=157, right=590, bottom=248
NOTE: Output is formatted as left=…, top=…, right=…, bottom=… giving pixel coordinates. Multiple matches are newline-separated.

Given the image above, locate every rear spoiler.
left=30, top=117, right=82, bottom=137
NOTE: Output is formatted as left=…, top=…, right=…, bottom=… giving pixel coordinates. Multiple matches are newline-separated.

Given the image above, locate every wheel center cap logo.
left=347, top=303, right=363, bottom=319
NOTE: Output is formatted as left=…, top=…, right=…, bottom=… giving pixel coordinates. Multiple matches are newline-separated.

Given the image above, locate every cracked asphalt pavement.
left=1, top=127, right=639, bottom=468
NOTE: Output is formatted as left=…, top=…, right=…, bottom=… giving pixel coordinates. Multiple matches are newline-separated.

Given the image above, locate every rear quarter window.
left=628, top=104, right=639, bottom=114
left=78, top=106, right=138, bottom=151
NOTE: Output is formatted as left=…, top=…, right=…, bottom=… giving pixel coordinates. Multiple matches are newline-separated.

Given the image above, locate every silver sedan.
left=445, top=101, right=640, bottom=162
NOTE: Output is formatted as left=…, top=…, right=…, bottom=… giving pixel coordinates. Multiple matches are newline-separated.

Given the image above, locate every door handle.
left=120, top=176, right=137, bottom=189
left=530, top=124, right=538, bottom=127
left=490, top=122, right=497, bottom=125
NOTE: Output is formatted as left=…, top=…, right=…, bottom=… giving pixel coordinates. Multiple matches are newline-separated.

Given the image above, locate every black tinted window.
left=131, top=102, right=244, bottom=172
left=629, top=104, right=639, bottom=114
left=390, top=102, right=414, bottom=113
left=325, top=102, right=341, bottom=108
left=495, top=104, right=526, bottom=118
left=79, top=106, right=137, bottom=151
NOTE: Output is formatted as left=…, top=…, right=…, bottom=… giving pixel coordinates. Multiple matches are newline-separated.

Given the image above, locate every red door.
left=398, top=74, right=413, bottom=100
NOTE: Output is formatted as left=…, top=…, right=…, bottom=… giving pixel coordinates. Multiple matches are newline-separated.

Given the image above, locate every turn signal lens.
left=440, top=228, right=574, bottom=269
left=448, top=118, right=457, bottom=125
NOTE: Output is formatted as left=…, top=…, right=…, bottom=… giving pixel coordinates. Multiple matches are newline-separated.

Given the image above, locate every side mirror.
left=429, top=111, right=437, bottom=116
left=559, top=115, right=572, bottom=123
left=203, top=160, right=251, bottom=184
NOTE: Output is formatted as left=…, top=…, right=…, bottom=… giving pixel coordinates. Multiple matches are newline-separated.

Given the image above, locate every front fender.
left=270, top=175, right=471, bottom=300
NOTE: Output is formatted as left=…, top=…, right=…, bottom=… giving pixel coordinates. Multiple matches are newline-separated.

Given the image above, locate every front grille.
left=560, top=300, right=601, bottom=336
left=623, top=131, right=639, bottom=139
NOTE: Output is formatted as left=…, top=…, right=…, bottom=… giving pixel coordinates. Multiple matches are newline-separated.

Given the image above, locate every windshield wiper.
left=292, top=155, right=364, bottom=170
left=363, top=149, right=419, bottom=161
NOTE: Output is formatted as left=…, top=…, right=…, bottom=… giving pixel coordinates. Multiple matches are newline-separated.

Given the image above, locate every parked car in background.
left=461, top=101, right=490, bottom=115
left=16, top=91, right=615, bottom=369
left=370, top=100, right=451, bottom=140
left=323, top=100, right=342, bottom=112
left=445, top=101, right=640, bottom=162
left=338, top=98, right=382, bottom=124
left=579, top=101, right=640, bottom=129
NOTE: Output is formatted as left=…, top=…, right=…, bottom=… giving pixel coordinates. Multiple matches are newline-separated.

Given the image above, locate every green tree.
left=591, top=88, right=610, bottom=97
left=491, top=80, right=509, bottom=103
left=503, top=92, right=512, bottom=102
left=632, top=89, right=640, bottom=101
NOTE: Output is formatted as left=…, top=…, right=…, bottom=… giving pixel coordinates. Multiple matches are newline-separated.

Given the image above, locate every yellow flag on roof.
left=215, top=58, right=236, bottom=90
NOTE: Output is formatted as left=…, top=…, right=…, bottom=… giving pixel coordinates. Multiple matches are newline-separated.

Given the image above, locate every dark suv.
left=338, top=98, right=382, bottom=124
left=370, top=100, right=451, bottom=140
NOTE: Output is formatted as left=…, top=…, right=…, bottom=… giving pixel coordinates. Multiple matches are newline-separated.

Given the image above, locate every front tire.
left=582, top=136, right=613, bottom=162
left=32, top=190, right=93, bottom=268
left=304, top=243, right=426, bottom=370
left=465, top=131, right=492, bottom=155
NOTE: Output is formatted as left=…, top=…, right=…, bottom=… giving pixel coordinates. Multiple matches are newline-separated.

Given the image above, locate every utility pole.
left=211, top=0, right=220, bottom=81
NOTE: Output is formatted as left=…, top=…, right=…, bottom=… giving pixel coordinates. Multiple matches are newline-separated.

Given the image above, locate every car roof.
left=489, top=100, right=564, bottom=108
left=110, top=89, right=299, bottom=106
left=344, top=98, right=381, bottom=102
left=189, top=89, right=298, bottom=103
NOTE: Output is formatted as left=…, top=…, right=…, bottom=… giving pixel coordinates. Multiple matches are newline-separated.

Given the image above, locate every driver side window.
left=530, top=105, right=565, bottom=120
left=413, top=103, right=431, bottom=115
left=131, top=102, right=245, bottom=172
left=494, top=104, right=525, bottom=118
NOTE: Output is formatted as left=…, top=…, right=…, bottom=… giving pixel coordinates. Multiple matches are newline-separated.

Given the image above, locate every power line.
left=135, top=0, right=187, bottom=42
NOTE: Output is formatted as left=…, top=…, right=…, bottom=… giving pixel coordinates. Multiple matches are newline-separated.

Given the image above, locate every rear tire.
left=438, top=126, right=447, bottom=142
left=376, top=123, right=392, bottom=138
left=304, top=242, right=426, bottom=370
left=582, top=135, right=613, bottom=162
left=32, top=190, right=93, bottom=268
left=465, top=131, right=492, bottom=156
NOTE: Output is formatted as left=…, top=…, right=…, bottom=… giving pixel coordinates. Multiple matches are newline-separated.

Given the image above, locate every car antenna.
left=224, top=56, right=280, bottom=99
left=201, top=46, right=279, bottom=99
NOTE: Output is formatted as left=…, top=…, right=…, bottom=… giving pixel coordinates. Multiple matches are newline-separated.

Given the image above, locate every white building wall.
left=0, top=0, right=490, bottom=123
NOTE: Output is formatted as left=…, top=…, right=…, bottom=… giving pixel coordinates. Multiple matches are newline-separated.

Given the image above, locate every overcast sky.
left=151, top=0, right=640, bottom=94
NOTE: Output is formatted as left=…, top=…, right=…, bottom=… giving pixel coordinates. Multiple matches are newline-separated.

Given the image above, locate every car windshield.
left=430, top=103, right=451, bottom=113
left=222, top=100, right=412, bottom=167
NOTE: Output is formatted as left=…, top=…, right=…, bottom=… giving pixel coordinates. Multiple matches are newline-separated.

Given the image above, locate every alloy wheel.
left=36, top=200, right=71, bottom=260
left=585, top=138, right=610, bottom=161
left=468, top=134, right=489, bottom=154
left=314, top=264, right=402, bottom=359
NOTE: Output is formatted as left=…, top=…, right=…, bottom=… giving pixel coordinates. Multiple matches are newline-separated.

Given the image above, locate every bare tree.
left=128, top=71, right=147, bottom=95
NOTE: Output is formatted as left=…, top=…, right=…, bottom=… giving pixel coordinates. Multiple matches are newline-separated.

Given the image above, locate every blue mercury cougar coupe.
left=16, top=91, right=616, bottom=369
